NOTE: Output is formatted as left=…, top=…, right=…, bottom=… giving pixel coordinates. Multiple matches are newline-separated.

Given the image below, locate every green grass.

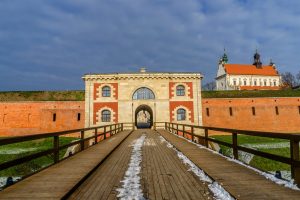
left=211, top=135, right=293, bottom=172
left=0, top=137, right=77, bottom=177
left=250, top=148, right=290, bottom=171
left=0, top=90, right=84, bottom=101
left=202, top=90, right=300, bottom=98
left=212, top=135, right=286, bottom=145
left=1, top=89, right=299, bottom=101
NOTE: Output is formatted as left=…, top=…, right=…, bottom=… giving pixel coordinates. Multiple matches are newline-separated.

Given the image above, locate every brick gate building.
left=83, top=68, right=203, bottom=128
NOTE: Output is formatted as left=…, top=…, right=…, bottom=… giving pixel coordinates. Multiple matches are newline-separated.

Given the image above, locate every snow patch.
left=159, top=136, right=234, bottom=200
left=0, top=148, right=38, bottom=154
left=0, top=177, right=21, bottom=189
left=173, top=133, right=300, bottom=191
left=116, top=134, right=146, bottom=200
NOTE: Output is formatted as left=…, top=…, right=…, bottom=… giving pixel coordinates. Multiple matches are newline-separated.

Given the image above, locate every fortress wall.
left=202, top=97, right=300, bottom=134
left=0, top=97, right=299, bottom=137
left=0, top=101, right=84, bottom=136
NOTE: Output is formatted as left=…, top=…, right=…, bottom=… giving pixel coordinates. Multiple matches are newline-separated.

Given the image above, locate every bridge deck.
left=158, top=129, right=300, bottom=200
left=69, top=130, right=213, bottom=200
left=1, top=129, right=300, bottom=199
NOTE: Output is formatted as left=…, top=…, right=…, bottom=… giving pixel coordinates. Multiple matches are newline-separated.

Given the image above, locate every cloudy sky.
left=1, top=0, right=300, bottom=91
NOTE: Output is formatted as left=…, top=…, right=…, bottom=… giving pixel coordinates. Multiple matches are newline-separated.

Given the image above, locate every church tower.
left=253, top=50, right=262, bottom=68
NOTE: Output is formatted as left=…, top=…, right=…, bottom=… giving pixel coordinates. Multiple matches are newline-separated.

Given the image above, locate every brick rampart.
left=0, top=101, right=84, bottom=136
left=202, top=97, right=300, bottom=134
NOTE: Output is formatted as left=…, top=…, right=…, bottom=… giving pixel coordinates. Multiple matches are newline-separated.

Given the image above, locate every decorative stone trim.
left=171, top=106, right=192, bottom=123
left=95, top=106, right=115, bottom=124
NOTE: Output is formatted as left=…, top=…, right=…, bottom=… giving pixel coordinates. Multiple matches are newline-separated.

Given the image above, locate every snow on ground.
left=159, top=136, right=234, bottom=200
left=116, top=134, right=146, bottom=200
left=0, top=177, right=21, bottom=189
left=0, top=148, right=38, bottom=154
left=242, top=142, right=289, bottom=149
left=173, top=134, right=300, bottom=191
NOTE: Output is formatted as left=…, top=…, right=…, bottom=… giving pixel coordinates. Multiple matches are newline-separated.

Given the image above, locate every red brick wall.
left=169, top=82, right=193, bottom=99
left=0, top=101, right=84, bottom=136
left=94, top=83, right=118, bottom=100
left=93, top=102, right=118, bottom=124
left=202, top=97, right=300, bottom=134
left=169, top=101, right=194, bottom=123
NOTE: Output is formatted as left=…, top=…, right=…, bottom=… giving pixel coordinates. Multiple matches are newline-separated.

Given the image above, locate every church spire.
left=221, top=48, right=228, bottom=64
left=253, top=49, right=262, bottom=68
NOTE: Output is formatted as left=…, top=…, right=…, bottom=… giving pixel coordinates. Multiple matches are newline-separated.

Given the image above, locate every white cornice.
left=82, top=72, right=203, bottom=81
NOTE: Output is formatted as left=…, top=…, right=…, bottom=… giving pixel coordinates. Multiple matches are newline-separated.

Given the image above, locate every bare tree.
left=296, top=71, right=300, bottom=86
left=281, top=72, right=296, bottom=88
left=203, top=81, right=216, bottom=91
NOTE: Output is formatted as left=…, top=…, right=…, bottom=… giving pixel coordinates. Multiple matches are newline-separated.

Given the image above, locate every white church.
left=216, top=51, right=281, bottom=91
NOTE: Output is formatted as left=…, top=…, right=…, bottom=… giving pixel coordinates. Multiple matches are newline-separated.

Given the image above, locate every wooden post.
left=291, top=139, right=300, bottom=186
left=176, top=124, right=179, bottom=135
left=53, top=136, right=59, bottom=163
left=80, top=131, right=84, bottom=151
left=172, top=123, right=174, bottom=134
left=121, top=123, right=124, bottom=131
left=94, top=128, right=98, bottom=144
left=191, top=126, right=195, bottom=142
left=183, top=125, right=185, bottom=138
left=110, top=125, right=113, bottom=136
left=165, top=122, right=167, bottom=130
left=104, top=126, right=107, bottom=139
left=205, top=128, right=208, bottom=148
left=232, top=133, right=238, bottom=160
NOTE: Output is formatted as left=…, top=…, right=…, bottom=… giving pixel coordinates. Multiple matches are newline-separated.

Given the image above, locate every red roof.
left=224, top=64, right=279, bottom=76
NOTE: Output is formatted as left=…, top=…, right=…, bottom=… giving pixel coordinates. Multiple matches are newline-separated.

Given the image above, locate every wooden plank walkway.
left=69, top=129, right=213, bottom=199
left=0, top=130, right=132, bottom=200
left=158, top=129, right=300, bottom=200
left=141, top=130, right=212, bottom=200
left=68, top=130, right=143, bottom=199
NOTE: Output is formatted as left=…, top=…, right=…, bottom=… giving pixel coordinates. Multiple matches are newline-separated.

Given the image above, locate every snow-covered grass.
left=116, top=134, right=146, bottom=200
left=172, top=133, right=300, bottom=191
left=0, top=148, right=38, bottom=154
left=0, top=177, right=20, bottom=189
left=159, top=136, right=234, bottom=200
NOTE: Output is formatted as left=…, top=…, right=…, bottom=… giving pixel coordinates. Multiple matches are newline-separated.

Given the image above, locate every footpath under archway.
left=135, top=104, right=153, bottom=129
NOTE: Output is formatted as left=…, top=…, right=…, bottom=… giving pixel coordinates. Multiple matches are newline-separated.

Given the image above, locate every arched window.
left=176, top=85, right=185, bottom=96
left=177, top=108, right=186, bottom=121
left=102, top=86, right=111, bottom=97
left=101, top=110, right=111, bottom=122
left=133, top=87, right=155, bottom=100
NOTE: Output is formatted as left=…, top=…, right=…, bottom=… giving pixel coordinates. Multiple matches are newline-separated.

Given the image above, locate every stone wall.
left=202, top=97, right=300, bottom=134
left=0, top=101, right=84, bottom=136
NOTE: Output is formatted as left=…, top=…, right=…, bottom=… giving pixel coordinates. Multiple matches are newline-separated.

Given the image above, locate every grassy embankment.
left=211, top=135, right=293, bottom=172
left=0, top=90, right=85, bottom=101
left=0, top=89, right=299, bottom=101
left=0, top=137, right=77, bottom=177
left=202, top=89, right=300, bottom=98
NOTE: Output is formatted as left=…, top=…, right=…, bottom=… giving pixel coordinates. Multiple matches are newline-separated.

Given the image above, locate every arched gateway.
left=83, top=68, right=203, bottom=128
left=135, top=104, right=153, bottom=129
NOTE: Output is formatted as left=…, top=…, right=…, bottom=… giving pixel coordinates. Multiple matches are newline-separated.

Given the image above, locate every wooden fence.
left=0, top=123, right=134, bottom=181
left=154, top=122, right=300, bottom=185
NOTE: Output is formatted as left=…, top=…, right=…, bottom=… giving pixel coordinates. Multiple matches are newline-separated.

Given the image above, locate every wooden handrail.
left=0, top=123, right=127, bottom=180
left=154, top=122, right=300, bottom=186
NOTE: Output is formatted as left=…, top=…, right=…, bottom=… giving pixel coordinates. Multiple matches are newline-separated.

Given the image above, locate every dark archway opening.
left=135, top=104, right=153, bottom=129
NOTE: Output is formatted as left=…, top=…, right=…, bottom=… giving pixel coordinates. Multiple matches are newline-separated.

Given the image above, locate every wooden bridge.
left=0, top=123, right=300, bottom=199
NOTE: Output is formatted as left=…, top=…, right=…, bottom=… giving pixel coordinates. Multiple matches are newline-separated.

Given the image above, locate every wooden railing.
left=154, top=122, right=300, bottom=185
left=0, top=123, right=134, bottom=183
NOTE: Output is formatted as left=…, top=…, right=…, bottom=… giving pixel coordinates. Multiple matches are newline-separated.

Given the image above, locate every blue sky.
left=1, top=0, right=300, bottom=90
